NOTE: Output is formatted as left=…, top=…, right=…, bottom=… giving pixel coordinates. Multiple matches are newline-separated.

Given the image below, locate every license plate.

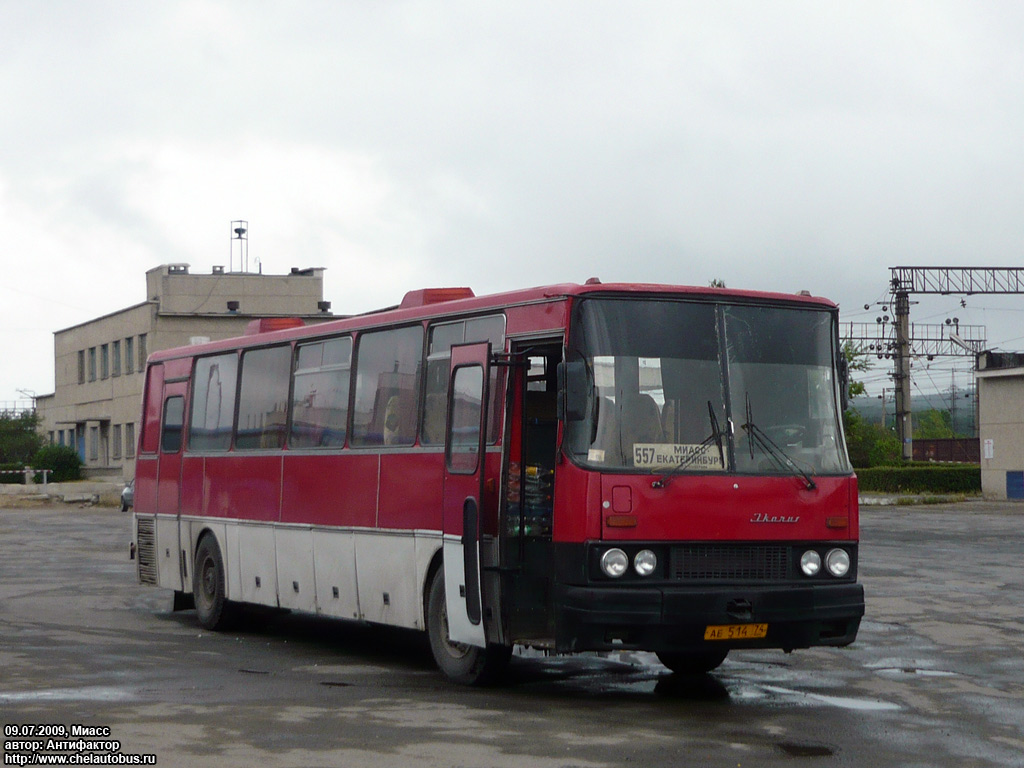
left=704, top=623, right=769, bottom=641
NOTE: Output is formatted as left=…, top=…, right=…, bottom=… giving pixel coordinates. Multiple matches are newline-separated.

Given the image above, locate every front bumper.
left=553, top=581, right=864, bottom=654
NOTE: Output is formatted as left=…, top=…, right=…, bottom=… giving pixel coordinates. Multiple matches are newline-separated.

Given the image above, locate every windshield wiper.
left=652, top=401, right=725, bottom=489
left=741, top=394, right=816, bottom=491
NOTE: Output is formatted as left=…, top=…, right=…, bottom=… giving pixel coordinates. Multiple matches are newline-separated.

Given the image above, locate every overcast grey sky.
left=3, top=1, right=1024, bottom=406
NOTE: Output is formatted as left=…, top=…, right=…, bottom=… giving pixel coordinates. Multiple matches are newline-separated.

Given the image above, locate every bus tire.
left=426, top=568, right=510, bottom=685
left=193, top=535, right=234, bottom=631
left=656, top=649, right=729, bottom=675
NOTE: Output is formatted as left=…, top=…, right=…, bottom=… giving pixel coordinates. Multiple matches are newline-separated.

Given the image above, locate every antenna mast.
left=230, top=220, right=248, bottom=273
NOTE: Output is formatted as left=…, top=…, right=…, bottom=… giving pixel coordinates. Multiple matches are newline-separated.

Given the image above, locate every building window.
left=58, top=430, right=65, bottom=446
left=112, top=341, right=121, bottom=377
left=88, top=348, right=97, bottom=382
left=112, top=424, right=122, bottom=460
left=78, top=351, right=85, bottom=385
left=125, top=337, right=134, bottom=374
left=48, top=431, right=55, bottom=445
left=138, top=334, right=148, bottom=371
left=125, top=423, right=135, bottom=459
left=89, top=426, right=99, bottom=461
left=101, top=344, right=110, bottom=380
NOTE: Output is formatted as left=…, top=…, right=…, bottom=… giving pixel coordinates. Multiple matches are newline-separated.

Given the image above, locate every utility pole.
left=893, top=287, right=913, bottom=460
left=842, top=318, right=984, bottom=452
left=886, top=266, right=1024, bottom=461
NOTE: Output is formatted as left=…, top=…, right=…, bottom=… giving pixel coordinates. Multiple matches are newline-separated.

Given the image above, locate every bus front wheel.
left=193, top=535, right=234, bottom=630
left=656, top=649, right=729, bottom=675
left=426, top=568, right=510, bottom=685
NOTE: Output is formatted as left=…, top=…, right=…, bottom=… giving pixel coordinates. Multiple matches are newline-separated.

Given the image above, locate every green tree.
left=843, top=408, right=901, bottom=468
left=914, top=409, right=955, bottom=439
left=842, top=341, right=870, bottom=400
left=0, top=410, right=44, bottom=465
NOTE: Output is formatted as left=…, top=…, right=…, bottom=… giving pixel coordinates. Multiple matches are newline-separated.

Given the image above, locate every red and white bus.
left=132, top=281, right=863, bottom=684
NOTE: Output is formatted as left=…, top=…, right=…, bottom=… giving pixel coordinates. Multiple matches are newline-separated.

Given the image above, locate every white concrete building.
left=976, top=350, right=1024, bottom=500
left=37, top=263, right=333, bottom=480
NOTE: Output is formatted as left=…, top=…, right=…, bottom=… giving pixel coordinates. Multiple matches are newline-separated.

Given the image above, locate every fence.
left=0, top=468, right=52, bottom=485
left=912, top=438, right=980, bottom=463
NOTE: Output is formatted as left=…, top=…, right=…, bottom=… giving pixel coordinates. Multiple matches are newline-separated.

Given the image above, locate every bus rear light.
left=605, top=515, right=637, bottom=528
left=600, top=548, right=629, bottom=578
left=826, top=516, right=849, bottom=529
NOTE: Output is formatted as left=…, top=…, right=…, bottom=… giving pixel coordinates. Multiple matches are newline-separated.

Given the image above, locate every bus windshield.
left=564, top=297, right=851, bottom=476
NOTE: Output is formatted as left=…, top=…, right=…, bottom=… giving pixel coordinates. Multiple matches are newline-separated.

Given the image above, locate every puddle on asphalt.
left=510, top=653, right=902, bottom=713
left=0, top=685, right=136, bottom=703
left=757, top=684, right=901, bottom=712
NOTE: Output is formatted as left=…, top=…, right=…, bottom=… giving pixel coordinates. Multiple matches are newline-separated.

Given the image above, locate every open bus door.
left=441, top=342, right=492, bottom=648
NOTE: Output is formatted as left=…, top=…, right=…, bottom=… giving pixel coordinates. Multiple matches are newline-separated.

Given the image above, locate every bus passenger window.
left=422, top=315, right=505, bottom=446
left=190, top=354, right=238, bottom=452
left=351, top=326, right=423, bottom=447
left=236, top=345, right=291, bottom=450
left=291, top=337, right=351, bottom=448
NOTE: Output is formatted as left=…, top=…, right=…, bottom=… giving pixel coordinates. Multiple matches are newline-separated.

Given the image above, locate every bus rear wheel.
left=426, top=568, right=510, bottom=685
left=193, top=535, right=234, bottom=630
left=656, top=649, right=729, bottom=675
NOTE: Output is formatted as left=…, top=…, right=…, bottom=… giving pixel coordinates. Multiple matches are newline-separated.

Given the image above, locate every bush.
left=857, top=465, right=980, bottom=494
left=31, top=444, right=83, bottom=483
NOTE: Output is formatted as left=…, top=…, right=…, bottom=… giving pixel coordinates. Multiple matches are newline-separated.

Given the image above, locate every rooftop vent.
left=168, top=264, right=190, bottom=275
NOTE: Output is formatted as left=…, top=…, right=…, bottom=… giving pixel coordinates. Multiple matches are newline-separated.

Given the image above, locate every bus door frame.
left=155, top=378, right=189, bottom=592
left=441, top=342, right=492, bottom=648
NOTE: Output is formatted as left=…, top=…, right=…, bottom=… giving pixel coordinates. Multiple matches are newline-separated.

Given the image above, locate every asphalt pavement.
left=0, top=501, right=1022, bottom=767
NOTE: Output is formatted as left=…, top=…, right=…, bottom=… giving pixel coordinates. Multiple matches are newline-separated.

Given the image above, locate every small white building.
left=976, top=350, right=1024, bottom=500
left=37, top=263, right=334, bottom=480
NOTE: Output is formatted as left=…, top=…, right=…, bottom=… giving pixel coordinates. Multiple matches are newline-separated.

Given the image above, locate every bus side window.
left=422, top=314, right=505, bottom=446
left=161, top=396, right=184, bottom=454
left=190, top=354, right=238, bottom=452
left=236, top=345, right=291, bottom=450
left=290, top=337, right=352, bottom=448
left=351, top=326, right=423, bottom=447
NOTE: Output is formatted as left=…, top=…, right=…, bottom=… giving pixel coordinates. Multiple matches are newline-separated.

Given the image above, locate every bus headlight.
left=800, top=550, right=822, bottom=576
left=600, top=548, right=629, bottom=578
left=825, top=548, right=851, bottom=578
left=633, top=549, right=658, bottom=577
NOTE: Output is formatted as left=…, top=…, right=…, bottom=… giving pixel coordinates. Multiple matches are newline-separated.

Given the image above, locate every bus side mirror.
left=557, top=360, right=588, bottom=422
